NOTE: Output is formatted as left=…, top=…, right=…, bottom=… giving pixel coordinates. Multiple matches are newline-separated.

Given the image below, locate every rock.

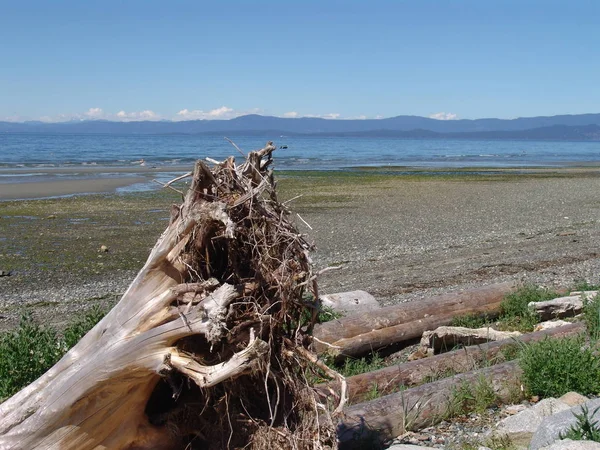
left=570, top=291, right=598, bottom=299
left=539, top=439, right=600, bottom=449
left=319, top=290, right=380, bottom=315
left=559, top=392, right=589, bottom=407
left=99, top=245, right=109, bottom=253
left=493, top=398, right=571, bottom=447
left=530, top=398, right=600, bottom=449
left=419, top=326, right=521, bottom=354
left=529, top=296, right=584, bottom=320
left=534, top=320, right=571, bottom=331
left=505, top=404, right=528, bottom=415
left=0, top=270, right=12, bottom=277
left=45, top=214, right=57, bottom=220
left=387, top=445, right=433, bottom=450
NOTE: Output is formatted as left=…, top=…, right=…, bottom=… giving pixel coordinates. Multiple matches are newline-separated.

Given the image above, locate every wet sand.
left=0, top=177, right=148, bottom=200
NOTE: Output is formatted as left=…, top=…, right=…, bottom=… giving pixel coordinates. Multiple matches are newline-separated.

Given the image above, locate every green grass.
left=446, top=375, right=499, bottom=418
left=583, top=293, right=600, bottom=341
left=496, top=285, right=558, bottom=332
left=451, top=313, right=492, bottom=329
left=337, top=353, right=387, bottom=378
left=519, top=335, right=600, bottom=398
left=451, top=285, right=558, bottom=333
left=0, top=309, right=107, bottom=401
left=573, top=280, right=600, bottom=292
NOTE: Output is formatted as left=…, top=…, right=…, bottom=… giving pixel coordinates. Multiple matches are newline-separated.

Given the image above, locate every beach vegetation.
left=0, top=309, right=106, bottom=401
left=518, top=335, right=600, bottom=398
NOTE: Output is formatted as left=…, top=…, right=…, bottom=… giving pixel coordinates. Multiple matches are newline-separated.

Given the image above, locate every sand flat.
left=0, top=177, right=148, bottom=200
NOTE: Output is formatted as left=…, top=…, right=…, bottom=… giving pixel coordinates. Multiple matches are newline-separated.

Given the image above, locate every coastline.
left=2, top=167, right=600, bottom=331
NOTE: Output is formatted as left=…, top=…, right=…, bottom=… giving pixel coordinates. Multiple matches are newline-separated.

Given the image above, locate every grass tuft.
left=519, top=335, right=600, bottom=398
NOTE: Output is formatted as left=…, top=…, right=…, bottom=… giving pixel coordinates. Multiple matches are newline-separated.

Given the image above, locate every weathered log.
left=317, top=322, right=584, bottom=403
left=313, top=282, right=515, bottom=359
left=419, top=325, right=522, bottom=355
left=0, top=144, right=339, bottom=450
left=338, top=361, right=522, bottom=445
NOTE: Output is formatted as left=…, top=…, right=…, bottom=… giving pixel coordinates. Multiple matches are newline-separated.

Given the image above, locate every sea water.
left=1, top=133, right=600, bottom=192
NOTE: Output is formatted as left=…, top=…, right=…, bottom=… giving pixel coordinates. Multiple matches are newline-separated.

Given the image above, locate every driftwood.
left=0, top=143, right=340, bottom=450
left=338, top=361, right=522, bottom=445
left=313, top=282, right=515, bottom=359
left=317, top=322, right=584, bottom=403
left=418, top=325, right=522, bottom=355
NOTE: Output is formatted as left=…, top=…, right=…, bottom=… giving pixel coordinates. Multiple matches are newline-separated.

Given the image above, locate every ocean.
left=1, top=133, right=600, bottom=193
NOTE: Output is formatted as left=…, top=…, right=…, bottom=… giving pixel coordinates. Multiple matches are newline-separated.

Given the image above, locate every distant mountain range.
left=2, top=113, right=600, bottom=140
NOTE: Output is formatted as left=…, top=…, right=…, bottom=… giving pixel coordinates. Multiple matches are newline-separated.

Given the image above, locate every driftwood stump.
left=0, top=143, right=340, bottom=450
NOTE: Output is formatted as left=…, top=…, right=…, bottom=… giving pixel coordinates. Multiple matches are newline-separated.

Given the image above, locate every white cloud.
left=283, top=111, right=299, bottom=118
left=84, top=107, right=104, bottom=118
left=116, top=110, right=160, bottom=121
left=175, top=106, right=238, bottom=120
left=429, top=112, right=459, bottom=120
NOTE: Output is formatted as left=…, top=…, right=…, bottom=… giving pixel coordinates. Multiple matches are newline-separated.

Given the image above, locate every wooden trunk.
left=313, top=282, right=515, bottom=359
left=317, top=322, right=584, bottom=403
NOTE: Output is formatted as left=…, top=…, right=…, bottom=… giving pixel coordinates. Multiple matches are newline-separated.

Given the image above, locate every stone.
left=45, top=214, right=57, bottom=219
left=319, top=290, right=380, bottom=315
left=529, top=296, right=584, bottom=320
left=505, top=404, right=528, bottom=415
left=539, top=439, right=600, bottom=449
left=387, top=445, right=432, bottom=450
left=0, top=270, right=12, bottom=277
left=419, top=326, right=521, bottom=354
left=530, top=398, right=600, bottom=449
left=99, top=245, right=109, bottom=253
left=493, top=398, right=571, bottom=447
left=570, top=291, right=598, bottom=300
left=559, top=392, right=589, bottom=407
left=534, top=320, right=571, bottom=331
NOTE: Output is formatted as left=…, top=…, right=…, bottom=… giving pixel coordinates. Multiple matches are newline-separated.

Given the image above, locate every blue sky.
left=1, top=0, right=598, bottom=122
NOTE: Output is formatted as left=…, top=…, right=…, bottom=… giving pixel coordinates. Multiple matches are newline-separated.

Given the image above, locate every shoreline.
left=2, top=165, right=600, bottom=201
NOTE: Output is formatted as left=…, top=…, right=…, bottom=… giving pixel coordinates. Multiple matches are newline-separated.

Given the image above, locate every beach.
left=2, top=167, right=600, bottom=330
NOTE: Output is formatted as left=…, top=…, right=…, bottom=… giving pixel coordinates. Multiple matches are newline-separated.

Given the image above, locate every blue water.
left=2, top=133, right=600, bottom=171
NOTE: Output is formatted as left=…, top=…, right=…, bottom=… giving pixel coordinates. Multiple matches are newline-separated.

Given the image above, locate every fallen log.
left=313, top=282, right=515, bottom=359
left=338, top=361, right=522, bottom=446
left=317, top=322, right=584, bottom=403
left=418, top=325, right=522, bottom=355
left=0, top=144, right=340, bottom=450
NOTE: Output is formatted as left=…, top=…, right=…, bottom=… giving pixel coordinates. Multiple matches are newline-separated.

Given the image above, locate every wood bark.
left=0, top=144, right=338, bottom=450
left=316, top=322, right=584, bottom=403
left=313, top=282, right=515, bottom=360
left=338, top=361, right=522, bottom=446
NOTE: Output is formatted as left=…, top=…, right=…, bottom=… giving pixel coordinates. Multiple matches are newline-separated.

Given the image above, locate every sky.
left=1, top=0, right=599, bottom=122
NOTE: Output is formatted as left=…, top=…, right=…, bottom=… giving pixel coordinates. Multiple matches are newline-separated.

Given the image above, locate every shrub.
left=0, top=315, right=65, bottom=401
left=519, top=336, right=600, bottom=398
left=0, top=309, right=106, bottom=401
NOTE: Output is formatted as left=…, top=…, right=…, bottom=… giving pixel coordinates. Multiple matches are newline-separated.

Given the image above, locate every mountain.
left=1, top=113, right=600, bottom=140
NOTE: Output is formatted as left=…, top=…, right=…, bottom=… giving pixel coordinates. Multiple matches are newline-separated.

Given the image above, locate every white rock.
left=530, top=398, right=600, bottom=449
left=419, top=326, right=521, bottom=354
left=492, top=398, right=571, bottom=447
left=320, top=290, right=380, bottom=315
left=559, top=391, right=589, bottom=407
left=534, top=320, right=571, bottom=331
left=387, top=445, right=432, bottom=450
left=529, top=296, right=584, bottom=320
left=539, top=439, right=600, bottom=449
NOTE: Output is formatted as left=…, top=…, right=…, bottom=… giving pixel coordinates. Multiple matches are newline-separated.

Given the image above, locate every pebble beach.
left=2, top=167, right=600, bottom=331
